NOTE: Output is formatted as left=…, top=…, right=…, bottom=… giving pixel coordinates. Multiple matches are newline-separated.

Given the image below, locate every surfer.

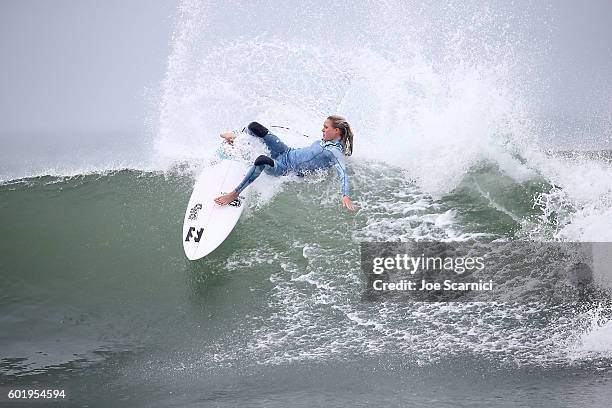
left=214, top=116, right=356, bottom=211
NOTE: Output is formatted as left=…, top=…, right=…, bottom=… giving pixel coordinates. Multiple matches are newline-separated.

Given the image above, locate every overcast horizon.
left=0, top=0, right=610, bottom=150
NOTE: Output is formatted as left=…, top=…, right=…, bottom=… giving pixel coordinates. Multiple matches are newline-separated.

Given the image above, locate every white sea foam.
left=570, top=305, right=612, bottom=360
left=154, top=1, right=611, bottom=248
left=578, top=321, right=612, bottom=355
left=146, top=0, right=612, bottom=373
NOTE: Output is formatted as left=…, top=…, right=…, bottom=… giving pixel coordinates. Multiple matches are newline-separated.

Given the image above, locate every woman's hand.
left=220, top=131, right=236, bottom=145
left=342, top=196, right=356, bottom=212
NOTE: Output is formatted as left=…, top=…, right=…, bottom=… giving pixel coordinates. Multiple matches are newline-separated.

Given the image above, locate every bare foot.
left=214, top=191, right=239, bottom=205
left=220, top=132, right=236, bottom=145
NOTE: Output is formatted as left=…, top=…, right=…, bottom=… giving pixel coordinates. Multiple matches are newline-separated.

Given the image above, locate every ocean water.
left=2, top=1, right=612, bottom=406
left=2, top=159, right=612, bottom=407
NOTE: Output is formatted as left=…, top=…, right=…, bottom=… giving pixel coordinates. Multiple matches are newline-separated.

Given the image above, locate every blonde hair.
left=327, top=115, right=354, bottom=156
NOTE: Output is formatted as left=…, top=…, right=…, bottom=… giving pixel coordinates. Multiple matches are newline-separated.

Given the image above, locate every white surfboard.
left=182, top=160, right=249, bottom=260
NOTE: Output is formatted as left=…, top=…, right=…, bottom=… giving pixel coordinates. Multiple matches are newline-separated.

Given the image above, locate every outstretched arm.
left=327, top=148, right=356, bottom=212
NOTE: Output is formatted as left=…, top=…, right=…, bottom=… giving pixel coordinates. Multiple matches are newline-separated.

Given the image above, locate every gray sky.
left=0, top=0, right=610, bottom=144
left=0, top=0, right=177, bottom=137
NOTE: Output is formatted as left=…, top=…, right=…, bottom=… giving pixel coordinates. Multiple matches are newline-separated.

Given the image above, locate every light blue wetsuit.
left=234, top=131, right=350, bottom=196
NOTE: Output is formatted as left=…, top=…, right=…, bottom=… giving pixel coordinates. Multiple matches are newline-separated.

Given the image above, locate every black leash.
left=269, top=125, right=312, bottom=138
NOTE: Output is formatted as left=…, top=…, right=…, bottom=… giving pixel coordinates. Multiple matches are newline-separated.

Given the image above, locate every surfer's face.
left=322, top=119, right=341, bottom=141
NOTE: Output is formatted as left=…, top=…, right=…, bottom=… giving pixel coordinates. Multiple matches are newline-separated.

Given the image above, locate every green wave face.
left=1, top=163, right=610, bottom=407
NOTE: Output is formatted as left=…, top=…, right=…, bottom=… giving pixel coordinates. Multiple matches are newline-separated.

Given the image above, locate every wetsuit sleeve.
left=325, top=148, right=350, bottom=197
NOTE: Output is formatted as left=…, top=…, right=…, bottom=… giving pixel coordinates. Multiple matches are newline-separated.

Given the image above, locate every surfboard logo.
left=228, top=198, right=242, bottom=207
left=188, top=203, right=203, bottom=220
left=185, top=227, right=204, bottom=242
